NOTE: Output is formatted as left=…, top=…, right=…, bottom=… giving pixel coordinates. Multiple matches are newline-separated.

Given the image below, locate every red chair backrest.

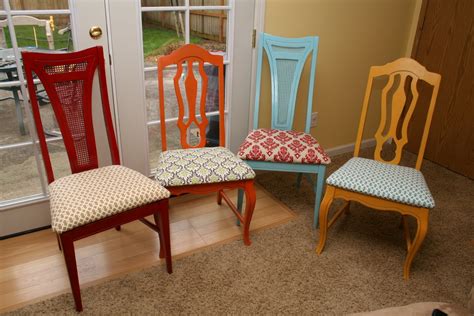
left=157, top=44, right=225, bottom=151
left=23, top=46, right=120, bottom=184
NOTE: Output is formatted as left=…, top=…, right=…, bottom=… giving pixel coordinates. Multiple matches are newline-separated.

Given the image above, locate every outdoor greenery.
left=3, top=25, right=72, bottom=51
left=4, top=25, right=202, bottom=58
left=142, top=26, right=202, bottom=58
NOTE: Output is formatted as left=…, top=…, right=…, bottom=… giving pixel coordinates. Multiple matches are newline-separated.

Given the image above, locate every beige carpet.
left=4, top=150, right=474, bottom=314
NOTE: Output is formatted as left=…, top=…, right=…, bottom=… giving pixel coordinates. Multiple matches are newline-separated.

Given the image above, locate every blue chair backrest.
left=253, top=33, right=319, bottom=133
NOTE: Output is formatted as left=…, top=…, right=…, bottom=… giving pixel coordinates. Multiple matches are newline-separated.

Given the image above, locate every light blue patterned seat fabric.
left=153, top=147, right=255, bottom=187
left=326, top=157, right=435, bottom=208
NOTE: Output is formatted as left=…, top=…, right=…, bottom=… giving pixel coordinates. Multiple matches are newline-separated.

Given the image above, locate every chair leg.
left=403, top=209, right=429, bottom=280
left=316, top=185, right=336, bottom=255
left=153, top=213, right=165, bottom=259
left=59, top=234, right=83, bottom=312
left=313, top=168, right=326, bottom=229
left=296, top=173, right=303, bottom=189
left=236, top=188, right=244, bottom=226
left=217, top=190, right=223, bottom=205
left=56, top=233, right=62, bottom=251
left=242, top=181, right=257, bottom=246
left=157, top=208, right=173, bottom=274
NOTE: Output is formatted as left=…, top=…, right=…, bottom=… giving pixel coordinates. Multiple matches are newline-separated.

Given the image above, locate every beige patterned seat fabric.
left=49, top=165, right=170, bottom=234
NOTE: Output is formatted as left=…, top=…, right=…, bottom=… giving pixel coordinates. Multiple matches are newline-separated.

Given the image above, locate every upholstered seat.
left=238, top=128, right=331, bottom=165
left=326, top=157, right=435, bottom=208
left=153, top=147, right=255, bottom=187
left=49, top=165, right=170, bottom=233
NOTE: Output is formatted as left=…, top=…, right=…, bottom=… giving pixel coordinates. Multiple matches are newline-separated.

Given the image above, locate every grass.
left=3, top=25, right=203, bottom=58
left=3, top=25, right=72, bottom=51
left=142, top=26, right=202, bottom=58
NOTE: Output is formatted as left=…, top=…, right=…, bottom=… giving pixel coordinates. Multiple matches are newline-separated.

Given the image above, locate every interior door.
left=408, top=0, right=474, bottom=178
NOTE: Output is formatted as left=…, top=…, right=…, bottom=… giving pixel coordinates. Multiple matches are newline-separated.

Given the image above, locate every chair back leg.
left=313, top=165, right=326, bottom=228
left=236, top=189, right=244, bottom=226
left=156, top=208, right=172, bottom=274
left=242, top=181, right=257, bottom=246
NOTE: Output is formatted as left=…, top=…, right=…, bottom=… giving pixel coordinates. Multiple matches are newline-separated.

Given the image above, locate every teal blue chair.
left=236, top=33, right=330, bottom=228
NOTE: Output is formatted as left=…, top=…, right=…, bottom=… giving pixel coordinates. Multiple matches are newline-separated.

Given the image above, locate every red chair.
left=22, top=46, right=172, bottom=312
left=153, top=44, right=257, bottom=245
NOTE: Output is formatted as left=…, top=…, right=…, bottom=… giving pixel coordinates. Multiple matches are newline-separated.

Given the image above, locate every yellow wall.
left=259, top=0, right=419, bottom=149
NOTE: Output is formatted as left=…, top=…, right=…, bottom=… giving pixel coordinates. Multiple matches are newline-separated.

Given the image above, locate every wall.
left=259, top=0, right=419, bottom=149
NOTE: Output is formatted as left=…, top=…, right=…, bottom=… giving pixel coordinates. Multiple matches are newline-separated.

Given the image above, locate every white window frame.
left=0, top=0, right=77, bottom=210
left=139, top=0, right=234, bottom=169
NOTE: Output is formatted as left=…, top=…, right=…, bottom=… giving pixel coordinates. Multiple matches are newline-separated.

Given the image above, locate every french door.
left=0, top=0, right=255, bottom=237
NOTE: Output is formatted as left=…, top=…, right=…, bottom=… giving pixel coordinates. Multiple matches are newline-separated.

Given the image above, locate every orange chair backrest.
left=353, top=58, right=441, bottom=170
left=157, top=44, right=225, bottom=151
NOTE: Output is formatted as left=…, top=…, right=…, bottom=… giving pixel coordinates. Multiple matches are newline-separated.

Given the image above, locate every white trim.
left=3, top=0, right=49, bottom=196
left=224, top=0, right=235, bottom=148
left=325, top=138, right=376, bottom=157
left=8, top=9, right=70, bottom=15
left=0, top=136, right=62, bottom=151
left=140, top=5, right=230, bottom=12
left=248, top=0, right=265, bottom=132
left=104, top=0, right=124, bottom=163
left=147, top=110, right=225, bottom=126
left=0, top=194, right=48, bottom=211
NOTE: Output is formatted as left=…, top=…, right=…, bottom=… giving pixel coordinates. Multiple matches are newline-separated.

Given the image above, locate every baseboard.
left=325, top=138, right=376, bottom=157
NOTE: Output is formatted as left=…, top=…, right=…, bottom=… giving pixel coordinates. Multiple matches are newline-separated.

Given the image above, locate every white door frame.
left=247, top=0, right=265, bottom=133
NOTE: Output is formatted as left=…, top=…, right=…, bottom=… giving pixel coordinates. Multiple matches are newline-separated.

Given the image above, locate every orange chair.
left=153, top=44, right=257, bottom=245
left=316, top=58, right=441, bottom=279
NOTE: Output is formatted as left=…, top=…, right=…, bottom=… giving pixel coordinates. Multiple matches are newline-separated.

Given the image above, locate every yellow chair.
left=316, top=57, right=441, bottom=279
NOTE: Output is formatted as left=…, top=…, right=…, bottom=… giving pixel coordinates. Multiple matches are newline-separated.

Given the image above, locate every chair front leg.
left=316, top=185, right=336, bottom=255
left=403, top=208, right=429, bottom=279
left=59, top=233, right=83, bottom=312
left=242, top=181, right=257, bottom=246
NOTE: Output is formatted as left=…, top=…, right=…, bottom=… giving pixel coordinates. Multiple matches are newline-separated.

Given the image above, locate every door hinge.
left=252, top=29, right=256, bottom=48
left=109, top=54, right=112, bottom=66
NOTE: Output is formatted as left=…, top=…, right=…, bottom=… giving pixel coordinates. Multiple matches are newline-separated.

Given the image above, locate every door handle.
left=89, top=26, right=102, bottom=40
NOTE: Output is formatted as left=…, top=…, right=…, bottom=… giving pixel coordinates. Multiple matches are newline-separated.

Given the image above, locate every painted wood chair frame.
left=23, top=46, right=172, bottom=312
left=316, top=58, right=441, bottom=279
left=157, top=44, right=256, bottom=245
left=237, top=33, right=325, bottom=228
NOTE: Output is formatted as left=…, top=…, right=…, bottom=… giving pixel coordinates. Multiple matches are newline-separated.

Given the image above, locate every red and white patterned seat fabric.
left=237, top=128, right=331, bottom=164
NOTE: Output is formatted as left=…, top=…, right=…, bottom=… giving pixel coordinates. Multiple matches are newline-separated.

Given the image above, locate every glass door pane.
left=140, top=0, right=232, bottom=172
left=0, top=3, right=75, bottom=206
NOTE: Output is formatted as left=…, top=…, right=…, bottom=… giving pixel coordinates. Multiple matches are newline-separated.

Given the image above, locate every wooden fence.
left=142, top=0, right=227, bottom=43
left=5, top=0, right=227, bottom=43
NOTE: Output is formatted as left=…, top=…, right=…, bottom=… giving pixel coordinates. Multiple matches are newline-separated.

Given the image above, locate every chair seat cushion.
left=153, top=147, right=255, bottom=187
left=237, top=128, right=331, bottom=164
left=49, top=165, right=170, bottom=234
left=326, top=157, right=435, bottom=208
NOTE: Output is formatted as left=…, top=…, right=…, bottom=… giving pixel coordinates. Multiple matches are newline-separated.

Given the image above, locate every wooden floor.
left=0, top=185, right=295, bottom=312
